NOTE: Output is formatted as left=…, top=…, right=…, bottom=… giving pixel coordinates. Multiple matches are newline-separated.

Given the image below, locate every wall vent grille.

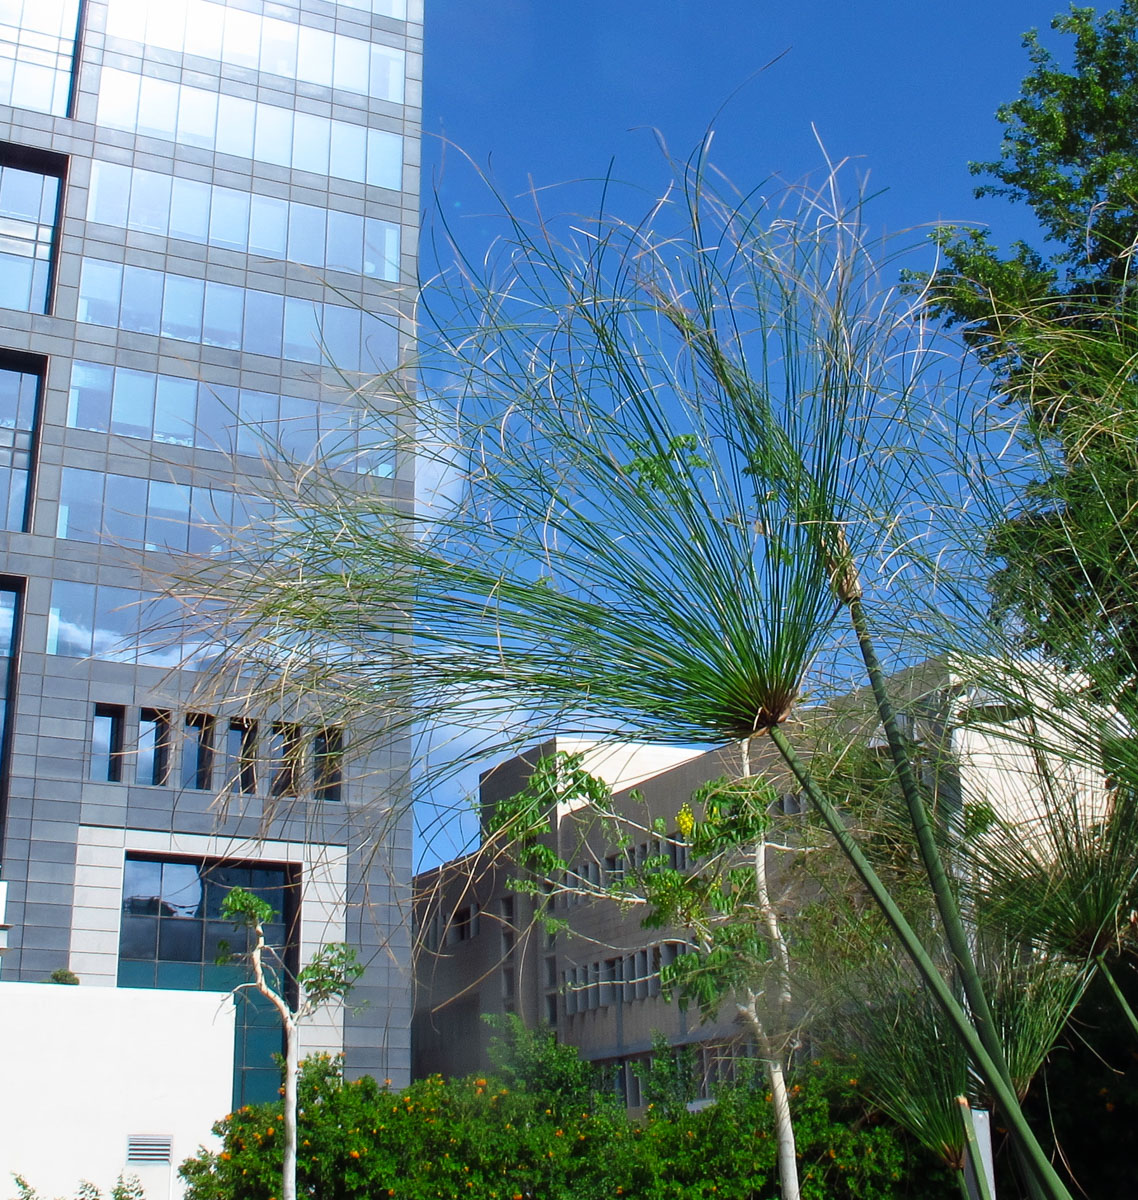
left=126, top=1135, right=172, bottom=1164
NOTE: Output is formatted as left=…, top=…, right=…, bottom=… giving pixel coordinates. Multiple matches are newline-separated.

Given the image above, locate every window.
left=47, top=581, right=192, bottom=670
left=545, top=993, right=558, bottom=1025
left=117, top=854, right=296, bottom=1107
left=182, top=713, right=214, bottom=791
left=137, top=708, right=171, bottom=786
left=269, top=722, right=301, bottom=797
left=0, top=0, right=81, bottom=116
left=76, top=258, right=397, bottom=373
left=499, top=896, right=515, bottom=955
left=0, top=145, right=64, bottom=314
left=0, top=354, right=42, bottom=532
left=103, top=0, right=405, bottom=103
left=96, top=67, right=403, bottom=189
left=92, top=703, right=125, bottom=782
left=601, top=958, right=620, bottom=1007
left=226, top=719, right=257, bottom=794
left=313, top=726, right=343, bottom=802
left=449, top=904, right=478, bottom=945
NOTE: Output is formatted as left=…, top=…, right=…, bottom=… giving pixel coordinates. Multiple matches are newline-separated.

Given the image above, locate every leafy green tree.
left=927, top=1, right=1138, bottom=691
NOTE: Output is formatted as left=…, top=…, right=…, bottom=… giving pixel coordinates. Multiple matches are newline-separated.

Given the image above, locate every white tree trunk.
left=282, top=1014, right=299, bottom=1200
left=250, top=920, right=299, bottom=1200
left=742, top=737, right=801, bottom=1200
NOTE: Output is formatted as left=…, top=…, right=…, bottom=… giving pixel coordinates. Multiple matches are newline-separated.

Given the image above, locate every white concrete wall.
left=0, top=982, right=234, bottom=1200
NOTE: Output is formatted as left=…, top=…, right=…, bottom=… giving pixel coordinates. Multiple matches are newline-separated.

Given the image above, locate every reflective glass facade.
left=96, top=67, right=402, bottom=189
left=0, top=0, right=418, bottom=1099
left=0, top=361, right=40, bottom=532
left=0, top=157, right=61, bottom=314
left=0, top=0, right=80, bottom=115
left=88, top=161, right=400, bottom=281
left=67, top=361, right=394, bottom=474
left=105, top=0, right=405, bottom=103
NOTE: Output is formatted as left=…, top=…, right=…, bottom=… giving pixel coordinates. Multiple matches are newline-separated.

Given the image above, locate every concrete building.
left=0, top=0, right=421, bottom=1188
left=412, top=661, right=1107, bottom=1100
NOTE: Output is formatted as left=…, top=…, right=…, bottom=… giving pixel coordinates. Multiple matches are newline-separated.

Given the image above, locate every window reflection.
left=0, top=0, right=81, bottom=117
left=99, top=157, right=402, bottom=279
left=96, top=67, right=403, bottom=190
left=117, top=853, right=295, bottom=1107
left=0, top=157, right=61, bottom=314
left=76, top=256, right=396, bottom=373
left=0, top=359, right=40, bottom=533
left=67, top=360, right=395, bottom=477
left=48, top=580, right=202, bottom=669
left=57, top=465, right=252, bottom=559
left=104, top=0, right=405, bottom=103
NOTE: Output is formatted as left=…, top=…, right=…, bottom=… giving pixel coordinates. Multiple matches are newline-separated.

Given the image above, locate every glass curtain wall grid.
left=87, top=161, right=400, bottom=282
left=85, top=159, right=396, bottom=280
left=0, top=355, right=42, bottom=532
left=95, top=67, right=402, bottom=190
left=76, top=257, right=395, bottom=372
left=67, top=361, right=394, bottom=475
left=0, top=146, right=65, bottom=316
left=104, top=0, right=406, bottom=104
left=0, top=0, right=81, bottom=116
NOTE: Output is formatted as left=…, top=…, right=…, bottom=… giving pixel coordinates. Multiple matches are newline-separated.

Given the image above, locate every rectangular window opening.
left=227, top=718, right=257, bottom=794
left=92, top=702, right=125, bottom=782
left=182, top=712, right=214, bottom=791
left=312, top=725, right=342, bottom=802
left=269, top=721, right=301, bottom=797
left=137, top=707, right=171, bottom=786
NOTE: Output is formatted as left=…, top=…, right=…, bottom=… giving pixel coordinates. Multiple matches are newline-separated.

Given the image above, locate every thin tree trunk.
left=742, top=738, right=801, bottom=1200
left=250, top=919, right=299, bottom=1200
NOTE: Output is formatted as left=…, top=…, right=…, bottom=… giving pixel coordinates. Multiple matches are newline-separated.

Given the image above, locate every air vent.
left=126, top=1135, right=172, bottom=1164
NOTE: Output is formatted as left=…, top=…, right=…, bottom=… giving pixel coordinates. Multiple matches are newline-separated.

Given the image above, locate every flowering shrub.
left=180, top=1053, right=950, bottom=1200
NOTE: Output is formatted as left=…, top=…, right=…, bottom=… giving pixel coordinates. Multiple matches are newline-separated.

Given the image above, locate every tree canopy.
left=929, top=1, right=1138, bottom=691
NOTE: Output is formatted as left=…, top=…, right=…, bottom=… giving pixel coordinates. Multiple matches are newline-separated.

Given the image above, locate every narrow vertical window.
left=269, top=722, right=301, bottom=797
left=182, top=713, right=214, bottom=791
left=92, top=703, right=125, bottom=781
left=312, top=725, right=342, bottom=802
left=0, top=352, right=43, bottom=533
left=226, top=718, right=257, bottom=794
left=0, top=144, right=65, bottom=315
left=137, top=707, right=170, bottom=785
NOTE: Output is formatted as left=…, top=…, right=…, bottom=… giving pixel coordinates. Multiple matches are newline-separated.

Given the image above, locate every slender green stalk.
left=846, top=594, right=1015, bottom=1087
left=768, top=725, right=1073, bottom=1200
left=1095, top=953, right=1138, bottom=1040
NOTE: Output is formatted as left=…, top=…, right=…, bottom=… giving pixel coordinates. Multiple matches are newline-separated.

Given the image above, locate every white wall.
left=0, top=982, right=235, bottom=1200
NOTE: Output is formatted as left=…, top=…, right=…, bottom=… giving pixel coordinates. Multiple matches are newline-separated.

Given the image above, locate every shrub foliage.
left=180, top=1052, right=950, bottom=1200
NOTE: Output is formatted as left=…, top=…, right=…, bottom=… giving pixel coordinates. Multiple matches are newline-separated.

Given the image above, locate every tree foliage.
left=927, top=1, right=1138, bottom=689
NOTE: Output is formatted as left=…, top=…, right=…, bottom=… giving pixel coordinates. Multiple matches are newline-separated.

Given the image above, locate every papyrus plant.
left=190, top=158, right=1076, bottom=1199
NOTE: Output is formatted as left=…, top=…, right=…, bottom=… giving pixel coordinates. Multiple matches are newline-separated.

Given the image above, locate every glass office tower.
left=0, top=0, right=420, bottom=1100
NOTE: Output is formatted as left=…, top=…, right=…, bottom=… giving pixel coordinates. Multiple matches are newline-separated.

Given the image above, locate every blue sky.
left=422, top=2, right=1098, bottom=263
left=412, top=1, right=1102, bottom=864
